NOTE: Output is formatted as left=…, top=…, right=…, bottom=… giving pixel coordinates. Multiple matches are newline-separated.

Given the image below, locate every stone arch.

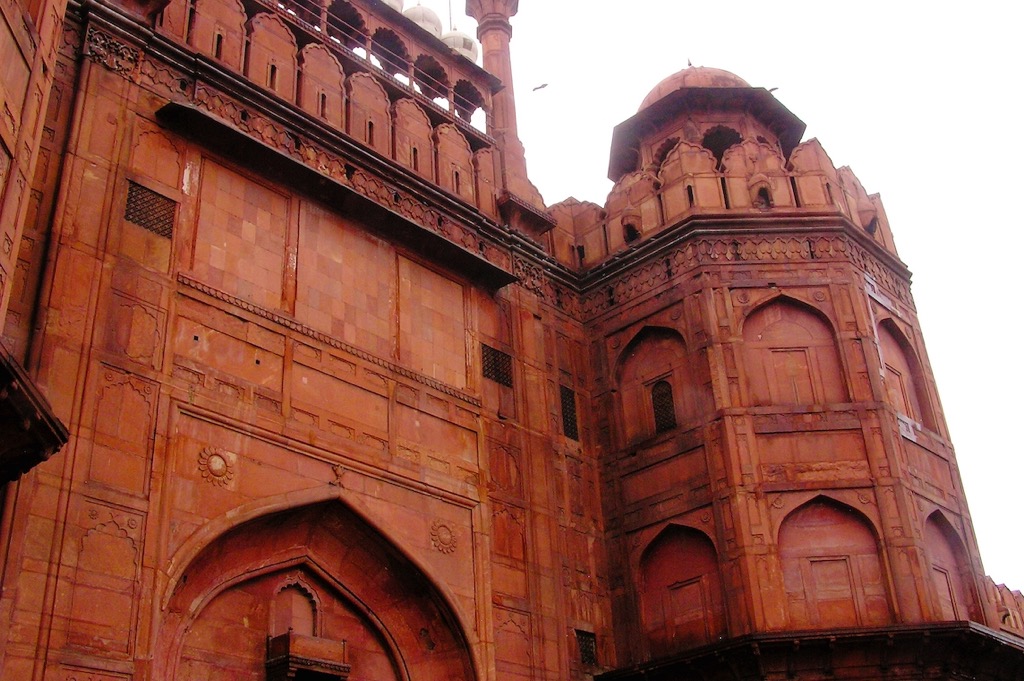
left=452, top=79, right=484, bottom=121
left=639, top=525, right=726, bottom=655
left=157, top=501, right=477, bottom=680
left=741, top=297, right=849, bottom=406
left=778, top=497, right=892, bottom=628
left=371, top=27, right=410, bottom=77
left=326, top=0, right=367, bottom=50
left=877, top=318, right=935, bottom=430
left=924, top=511, right=980, bottom=621
left=413, top=54, right=450, bottom=102
left=615, top=326, right=706, bottom=443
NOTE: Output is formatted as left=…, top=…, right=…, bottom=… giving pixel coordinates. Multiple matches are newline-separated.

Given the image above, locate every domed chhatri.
left=404, top=4, right=442, bottom=37
left=442, top=29, right=480, bottom=62
left=639, top=66, right=751, bottom=111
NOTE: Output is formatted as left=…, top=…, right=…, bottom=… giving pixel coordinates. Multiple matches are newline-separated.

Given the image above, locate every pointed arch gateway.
left=158, top=501, right=476, bottom=680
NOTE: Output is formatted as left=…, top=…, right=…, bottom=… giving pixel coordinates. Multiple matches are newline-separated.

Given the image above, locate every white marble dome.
left=380, top=0, right=403, bottom=11
left=442, top=29, right=478, bottom=62
left=404, top=5, right=442, bottom=37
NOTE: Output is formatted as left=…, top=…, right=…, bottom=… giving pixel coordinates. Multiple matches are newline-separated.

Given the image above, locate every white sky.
left=415, top=0, right=1024, bottom=588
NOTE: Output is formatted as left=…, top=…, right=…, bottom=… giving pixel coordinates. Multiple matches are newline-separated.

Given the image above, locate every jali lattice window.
left=124, top=181, right=176, bottom=238
left=651, top=380, right=677, bottom=433
left=560, top=385, right=579, bottom=441
left=575, top=629, right=597, bottom=666
left=482, top=344, right=513, bottom=387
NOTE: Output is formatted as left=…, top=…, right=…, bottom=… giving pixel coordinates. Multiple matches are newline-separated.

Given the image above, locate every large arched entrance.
left=157, top=502, right=476, bottom=680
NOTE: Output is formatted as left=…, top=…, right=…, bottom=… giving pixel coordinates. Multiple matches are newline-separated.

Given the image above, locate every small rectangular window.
left=575, top=629, right=597, bottom=666
left=560, top=385, right=579, bottom=441
left=482, top=344, right=513, bottom=387
left=124, top=181, right=176, bottom=238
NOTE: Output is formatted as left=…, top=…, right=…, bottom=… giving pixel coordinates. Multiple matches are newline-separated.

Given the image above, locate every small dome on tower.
left=442, top=29, right=479, bottom=62
left=639, top=66, right=751, bottom=111
left=404, top=5, right=442, bottom=38
left=380, top=0, right=403, bottom=11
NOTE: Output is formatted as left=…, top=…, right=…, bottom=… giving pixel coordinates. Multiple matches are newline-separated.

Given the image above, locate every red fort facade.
left=1, top=0, right=1023, bottom=679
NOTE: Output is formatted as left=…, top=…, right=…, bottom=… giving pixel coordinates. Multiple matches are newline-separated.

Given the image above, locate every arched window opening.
left=651, top=381, right=677, bottom=433
left=640, top=526, right=725, bottom=655
left=701, top=126, right=741, bottom=171
left=367, top=120, right=375, bottom=146
left=652, top=137, right=679, bottom=170
left=411, top=146, right=419, bottom=171
left=453, top=80, right=484, bottom=121
left=326, top=0, right=366, bottom=50
left=213, top=32, right=224, bottom=59
left=754, top=186, right=772, bottom=209
left=272, top=584, right=316, bottom=637
left=318, top=91, right=328, bottom=118
left=779, top=499, right=892, bottom=628
left=370, top=28, right=409, bottom=77
left=623, top=222, right=641, bottom=244
left=453, top=169, right=461, bottom=194
left=268, top=62, right=278, bottom=91
left=413, top=54, right=449, bottom=101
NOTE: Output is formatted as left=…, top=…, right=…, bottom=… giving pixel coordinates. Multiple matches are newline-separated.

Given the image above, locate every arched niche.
left=435, top=123, right=474, bottom=202
left=452, top=80, right=484, bottom=121
left=639, top=525, right=725, bottom=655
left=413, top=54, right=450, bottom=102
left=347, top=72, right=391, bottom=156
left=393, top=98, right=433, bottom=180
left=877, top=319, right=935, bottom=430
left=778, top=498, right=892, bottom=628
left=924, top=511, right=980, bottom=621
left=298, top=44, right=345, bottom=128
left=741, top=298, right=849, bottom=406
left=245, top=13, right=298, bottom=100
left=615, top=327, right=705, bottom=444
left=189, top=0, right=246, bottom=70
left=159, top=502, right=476, bottom=681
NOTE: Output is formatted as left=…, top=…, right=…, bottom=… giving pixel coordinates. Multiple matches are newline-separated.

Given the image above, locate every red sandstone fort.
left=1, top=0, right=1023, bottom=679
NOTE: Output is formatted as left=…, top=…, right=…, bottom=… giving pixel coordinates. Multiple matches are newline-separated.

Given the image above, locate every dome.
left=638, top=66, right=750, bottom=111
left=380, top=0, right=403, bottom=11
left=442, top=29, right=479, bottom=62
left=404, top=5, right=442, bottom=38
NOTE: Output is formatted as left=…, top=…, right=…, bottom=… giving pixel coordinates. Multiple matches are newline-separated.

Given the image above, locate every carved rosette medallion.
left=430, top=520, right=457, bottom=554
left=198, top=447, right=234, bottom=487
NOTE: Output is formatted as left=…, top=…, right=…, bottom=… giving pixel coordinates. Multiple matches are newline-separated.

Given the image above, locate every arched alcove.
left=778, top=498, right=892, bottom=628
left=877, top=319, right=935, bottom=429
left=639, top=525, right=725, bottom=655
left=924, top=512, right=980, bottom=621
left=160, top=502, right=476, bottom=680
left=615, top=327, right=706, bottom=443
left=371, top=28, right=410, bottom=77
left=742, top=298, right=848, bottom=406
left=326, top=0, right=367, bottom=50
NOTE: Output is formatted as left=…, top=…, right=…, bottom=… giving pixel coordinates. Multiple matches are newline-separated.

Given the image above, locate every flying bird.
left=532, top=83, right=549, bottom=91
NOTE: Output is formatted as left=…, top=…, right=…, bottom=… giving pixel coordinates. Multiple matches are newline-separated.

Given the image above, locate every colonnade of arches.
left=156, top=0, right=499, bottom=215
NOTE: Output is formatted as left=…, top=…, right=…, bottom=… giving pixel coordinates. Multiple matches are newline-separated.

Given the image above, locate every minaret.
left=464, top=0, right=544, bottom=210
